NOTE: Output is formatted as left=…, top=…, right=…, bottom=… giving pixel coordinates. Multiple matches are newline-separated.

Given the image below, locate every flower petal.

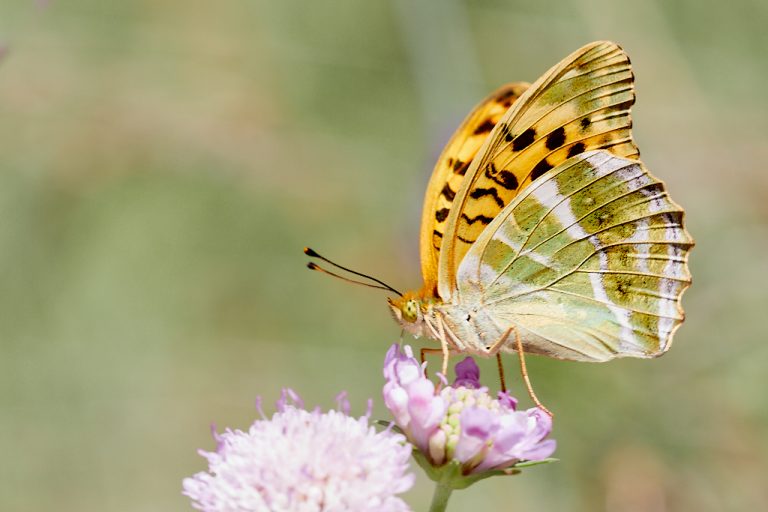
left=383, top=385, right=411, bottom=426
left=406, top=379, right=446, bottom=451
left=454, top=407, right=498, bottom=465
left=519, top=438, right=557, bottom=461
left=452, top=357, right=481, bottom=389
left=497, top=391, right=518, bottom=411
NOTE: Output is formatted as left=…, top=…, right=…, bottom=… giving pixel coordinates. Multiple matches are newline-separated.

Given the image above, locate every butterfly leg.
left=436, top=316, right=450, bottom=377
left=420, top=315, right=452, bottom=378
left=487, top=330, right=513, bottom=393
left=420, top=347, right=443, bottom=365
left=495, top=353, right=507, bottom=393
left=510, top=326, right=553, bottom=417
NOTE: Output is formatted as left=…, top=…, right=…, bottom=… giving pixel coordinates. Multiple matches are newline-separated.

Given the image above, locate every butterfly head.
left=388, top=292, right=430, bottom=337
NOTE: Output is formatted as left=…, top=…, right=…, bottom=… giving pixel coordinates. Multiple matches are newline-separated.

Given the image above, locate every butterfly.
left=307, top=41, right=693, bottom=387
left=384, top=41, right=693, bottom=368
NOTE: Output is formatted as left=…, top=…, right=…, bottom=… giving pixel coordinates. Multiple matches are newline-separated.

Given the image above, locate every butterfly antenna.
left=306, top=262, right=399, bottom=293
left=304, top=247, right=403, bottom=296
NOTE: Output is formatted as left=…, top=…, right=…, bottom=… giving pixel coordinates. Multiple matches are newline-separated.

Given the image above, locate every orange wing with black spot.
left=419, top=83, right=529, bottom=295
left=438, top=41, right=639, bottom=299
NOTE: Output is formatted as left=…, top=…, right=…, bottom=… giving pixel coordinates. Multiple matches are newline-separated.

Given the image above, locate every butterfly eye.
left=402, top=300, right=419, bottom=322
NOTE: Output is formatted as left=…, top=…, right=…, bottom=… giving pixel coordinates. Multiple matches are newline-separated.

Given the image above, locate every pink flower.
left=183, top=390, right=414, bottom=512
left=383, top=344, right=555, bottom=477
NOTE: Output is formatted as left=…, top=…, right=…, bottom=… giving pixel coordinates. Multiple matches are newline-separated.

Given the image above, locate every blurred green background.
left=1, top=0, right=767, bottom=510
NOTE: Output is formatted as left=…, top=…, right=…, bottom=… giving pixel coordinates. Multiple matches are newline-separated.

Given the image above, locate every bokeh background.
left=1, top=0, right=767, bottom=510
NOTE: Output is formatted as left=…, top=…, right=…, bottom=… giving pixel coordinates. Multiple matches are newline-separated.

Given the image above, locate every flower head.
left=183, top=390, right=414, bottom=512
left=383, top=344, right=555, bottom=479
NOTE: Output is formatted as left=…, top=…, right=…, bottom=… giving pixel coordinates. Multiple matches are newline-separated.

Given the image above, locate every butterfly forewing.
left=455, top=151, right=693, bottom=361
left=439, top=41, right=639, bottom=299
left=419, top=82, right=530, bottom=294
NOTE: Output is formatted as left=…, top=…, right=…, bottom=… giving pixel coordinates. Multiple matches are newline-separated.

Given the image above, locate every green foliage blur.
left=1, top=1, right=766, bottom=510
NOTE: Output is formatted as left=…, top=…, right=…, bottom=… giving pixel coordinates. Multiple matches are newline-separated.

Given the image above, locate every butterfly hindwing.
left=455, top=151, right=693, bottom=361
left=439, top=41, right=639, bottom=298
left=419, top=82, right=530, bottom=294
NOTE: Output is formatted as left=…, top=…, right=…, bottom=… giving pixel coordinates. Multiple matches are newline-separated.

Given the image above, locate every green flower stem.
left=414, top=446, right=557, bottom=511
left=428, top=472, right=455, bottom=512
